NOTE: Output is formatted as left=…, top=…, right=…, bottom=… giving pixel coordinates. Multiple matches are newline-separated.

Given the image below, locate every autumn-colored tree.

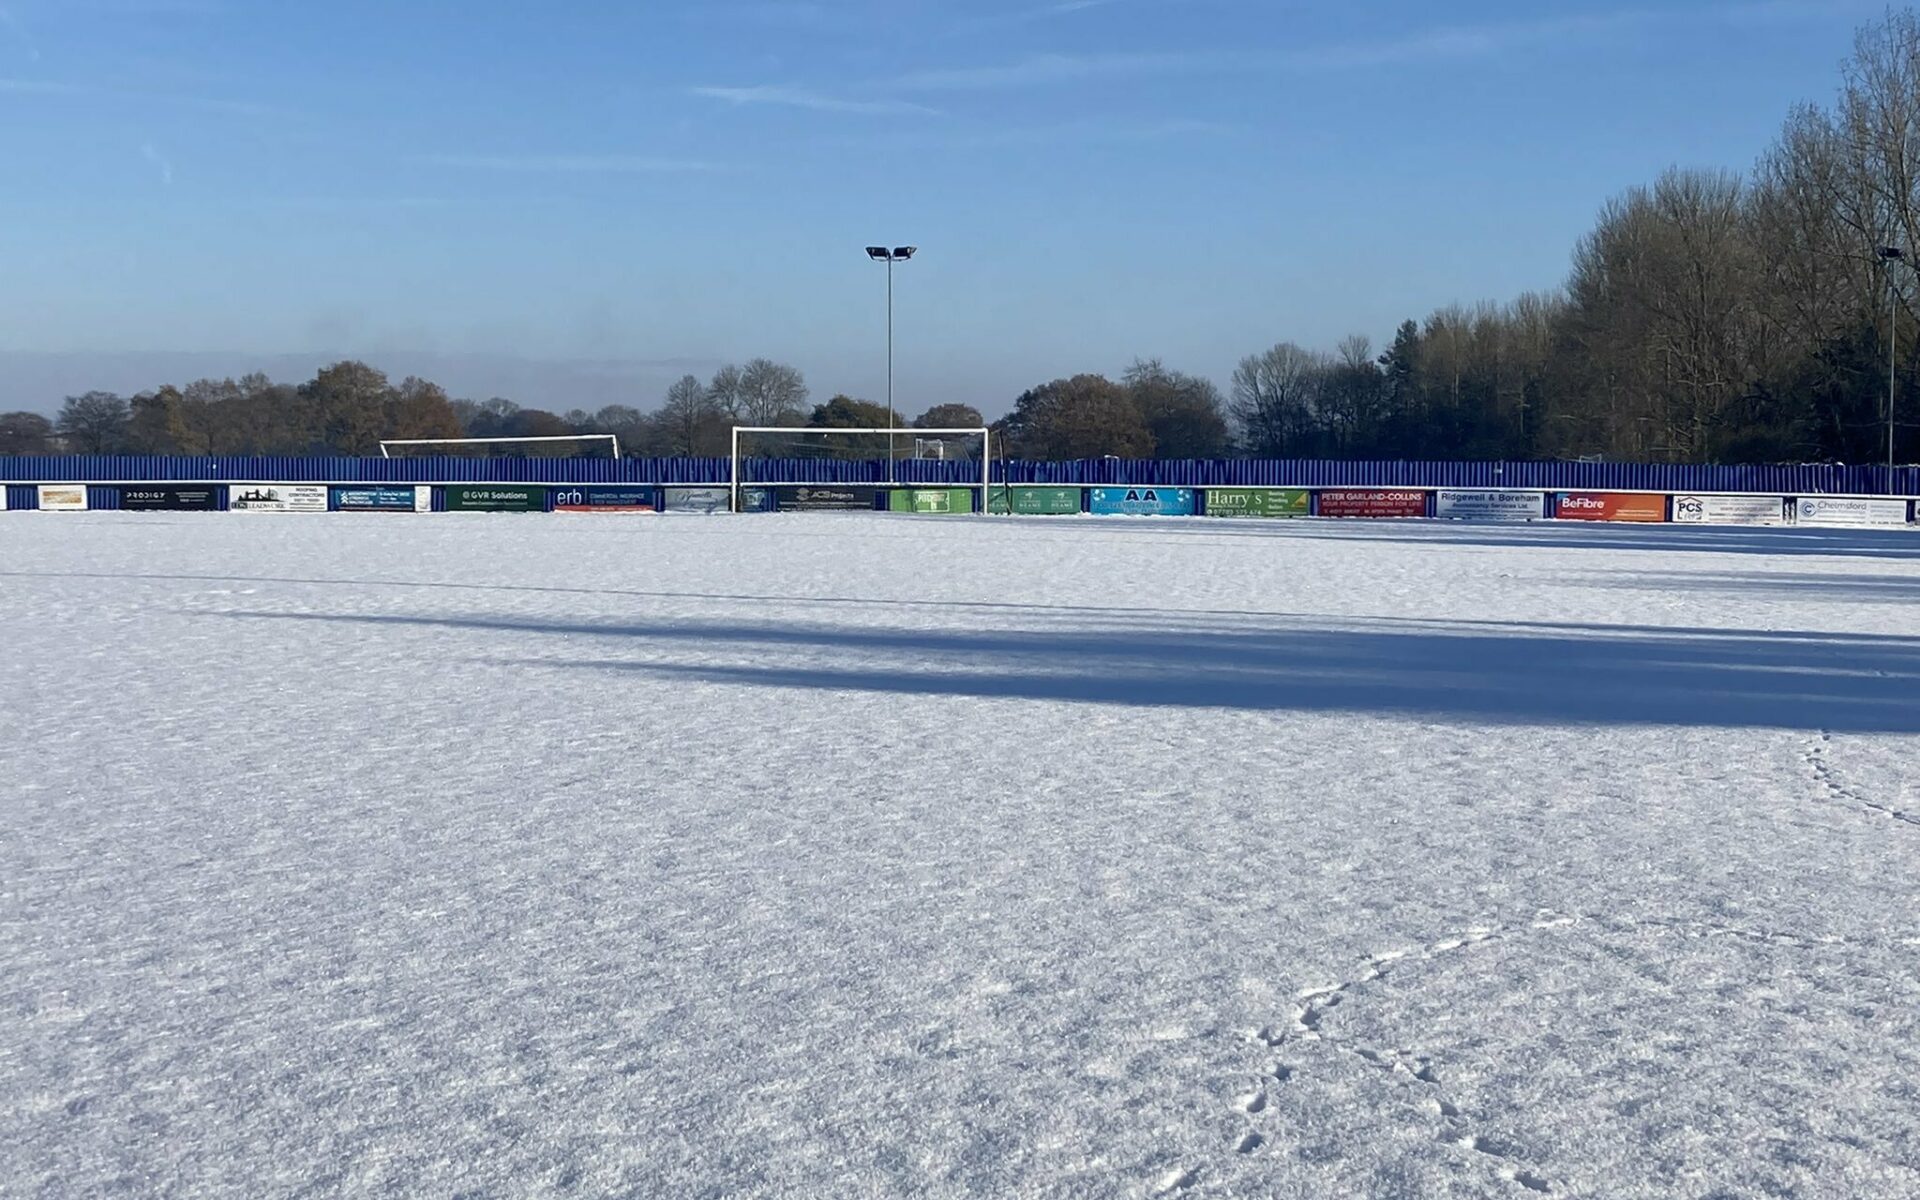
left=913, top=403, right=984, bottom=429
left=0, top=411, right=55, bottom=455
left=1123, top=360, right=1230, bottom=459
left=998, top=375, right=1154, bottom=459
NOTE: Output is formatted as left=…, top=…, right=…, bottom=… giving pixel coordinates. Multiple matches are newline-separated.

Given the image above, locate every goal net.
left=730, top=426, right=991, bottom=513
left=378, top=435, right=621, bottom=459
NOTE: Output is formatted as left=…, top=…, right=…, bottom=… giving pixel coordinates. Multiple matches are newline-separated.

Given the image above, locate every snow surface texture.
left=3, top=513, right=1919, bottom=1200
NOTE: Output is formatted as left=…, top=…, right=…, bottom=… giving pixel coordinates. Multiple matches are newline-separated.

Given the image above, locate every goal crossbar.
left=730, top=426, right=992, bottom=513
left=379, top=434, right=621, bottom=459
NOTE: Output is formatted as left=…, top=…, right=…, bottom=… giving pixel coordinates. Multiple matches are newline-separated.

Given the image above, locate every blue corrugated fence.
left=3, top=454, right=1918, bottom=494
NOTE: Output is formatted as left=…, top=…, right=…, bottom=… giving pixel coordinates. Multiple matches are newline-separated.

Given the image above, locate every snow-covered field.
left=3, top=512, right=1919, bottom=1200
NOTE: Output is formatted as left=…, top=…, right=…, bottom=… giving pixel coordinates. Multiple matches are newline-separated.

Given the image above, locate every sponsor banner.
left=552, top=486, right=656, bottom=513
left=1317, top=489, right=1428, bottom=519
left=1434, top=490, right=1544, bottom=522
left=0, top=487, right=7, bottom=512
left=778, top=486, right=880, bottom=512
left=1555, top=492, right=1667, bottom=523
left=1793, top=496, right=1911, bottom=528
left=1088, top=487, right=1197, bottom=517
left=1206, top=487, right=1311, bottom=518
left=1671, top=494, right=1788, bottom=526
left=987, top=486, right=1082, bottom=515
left=446, top=485, right=545, bottom=513
left=37, top=484, right=88, bottom=512
left=888, top=487, right=975, bottom=515
left=120, top=485, right=219, bottom=512
left=230, top=484, right=328, bottom=513
left=662, top=487, right=732, bottom=514
left=333, top=485, right=426, bottom=512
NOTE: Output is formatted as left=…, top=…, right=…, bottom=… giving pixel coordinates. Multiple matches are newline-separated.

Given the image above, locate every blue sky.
left=0, top=0, right=1885, bottom=414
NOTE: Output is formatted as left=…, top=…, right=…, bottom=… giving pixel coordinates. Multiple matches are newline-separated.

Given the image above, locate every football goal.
left=730, top=426, right=992, bottom=513
left=378, top=434, right=621, bottom=459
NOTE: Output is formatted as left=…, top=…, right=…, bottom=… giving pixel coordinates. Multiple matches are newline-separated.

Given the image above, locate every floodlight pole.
left=886, top=255, right=894, bottom=479
left=867, top=245, right=917, bottom=485
left=1882, top=246, right=1905, bottom=478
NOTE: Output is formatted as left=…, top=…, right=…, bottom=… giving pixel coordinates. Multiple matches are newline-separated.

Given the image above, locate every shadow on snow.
left=206, top=609, right=1920, bottom=733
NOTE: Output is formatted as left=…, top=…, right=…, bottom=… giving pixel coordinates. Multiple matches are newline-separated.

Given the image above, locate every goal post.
left=378, top=434, right=622, bottom=459
left=730, top=426, right=992, bottom=513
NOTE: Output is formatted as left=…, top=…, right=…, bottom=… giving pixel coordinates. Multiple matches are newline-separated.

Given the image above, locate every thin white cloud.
left=824, top=115, right=1234, bottom=152
left=0, top=75, right=74, bottom=92
left=895, top=2, right=1860, bottom=91
left=0, top=6, right=41, bottom=62
left=1045, top=0, right=1122, bottom=11
left=889, top=51, right=1201, bottom=91
left=0, top=74, right=274, bottom=115
left=424, top=154, right=724, bottom=174
left=691, top=85, right=939, bottom=116
left=953, top=0, right=1132, bottom=31
left=140, top=140, right=172, bottom=185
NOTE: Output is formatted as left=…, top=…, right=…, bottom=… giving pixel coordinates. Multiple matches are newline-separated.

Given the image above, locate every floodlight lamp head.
left=893, top=246, right=917, bottom=259
left=1881, top=246, right=1907, bottom=261
left=866, top=246, right=890, bottom=260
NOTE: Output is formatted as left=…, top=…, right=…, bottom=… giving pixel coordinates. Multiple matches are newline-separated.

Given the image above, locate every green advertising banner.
left=444, top=485, right=545, bottom=513
left=1205, top=488, right=1311, bottom=518
left=987, top=486, right=1083, bottom=515
left=888, top=488, right=975, bottom=515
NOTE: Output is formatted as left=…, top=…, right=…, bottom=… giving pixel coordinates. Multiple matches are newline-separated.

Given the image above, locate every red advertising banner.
left=1316, top=489, right=1428, bottom=518
left=1555, top=492, right=1667, bottom=523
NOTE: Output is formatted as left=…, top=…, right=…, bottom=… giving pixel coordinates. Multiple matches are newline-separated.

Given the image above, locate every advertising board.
left=1317, top=490, right=1428, bottom=518
left=1434, top=490, right=1544, bottom=522
left=1087, top=487, right=1197, bottom=516
left=333, top=485, right=427, bottom=512
left=551, top=486, right=656, bottom=513
left=987, top=486, right=1082, bottom=515
left=661, top=487, right=732, bottom=514
left=445, top=485, right=545, bottom=513
left=1793, top=497, right=1911, bottom=528
left=230, top=484, right=328, bottom=513
left=120, top=485, right=219, bottom=511
left=778, top=486, right=880, bottom=511
left=888, top=488, right=975, bottom=514
left=1555, top=492, right=1667, bottom=523
left=1205, top=488, right=1311, bottom=518
left=36, top=484, right=88, bottom=512
left=1670, top=495, right=1788, bottom=526
left=0, top=487, right=8, bottom=511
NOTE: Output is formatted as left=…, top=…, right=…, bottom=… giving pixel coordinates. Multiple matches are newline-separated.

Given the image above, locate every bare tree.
left=735, top=358, right=810, bottom=425
left=1229, top=344, right=1328, bottom=456
left=659, top=373, right=727, bottom=455
left=56, top=392, right=130, bottom=454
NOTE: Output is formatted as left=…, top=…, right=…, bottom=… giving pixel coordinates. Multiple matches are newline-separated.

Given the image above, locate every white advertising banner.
left=230, top=484, right=328, bottom=513
left=1434, top=490, right=1544, bottom=521
left=1793, top=497, right=1911, bottom=528
left=0, top=487, right=7, bottom=512
left=37, top=484, right=88, bottom=512
left=661, top=487, right=733, bottom=514
left=1671, top=495, right=1788, bottom=526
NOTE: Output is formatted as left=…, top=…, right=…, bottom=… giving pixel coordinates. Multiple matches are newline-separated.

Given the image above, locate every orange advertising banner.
left=1555, top=492, right=1668, bottom=523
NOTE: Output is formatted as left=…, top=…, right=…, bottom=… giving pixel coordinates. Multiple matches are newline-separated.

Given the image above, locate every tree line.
left=5, top=11, right=1920, bottom=465
left=0, top=357, right=984, bottom=459
left=1002, top=12, right=1920, bottom=466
